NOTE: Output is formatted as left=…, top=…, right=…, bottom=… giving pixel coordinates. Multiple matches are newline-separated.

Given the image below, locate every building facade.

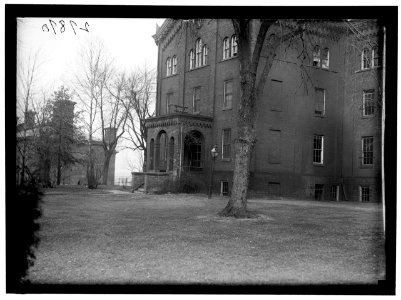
left=142, top=19, right=384, bottom=202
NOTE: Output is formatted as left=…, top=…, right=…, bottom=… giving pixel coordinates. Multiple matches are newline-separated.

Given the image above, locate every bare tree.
left=99, top=71, right=132, bottom=185
left=16, top=51, right=41, bottom=185
left=219, top=19, right=317, bottom=217
left=74, top=39, right=109, bottom=189
left=120, top=66, right=156, bottom=171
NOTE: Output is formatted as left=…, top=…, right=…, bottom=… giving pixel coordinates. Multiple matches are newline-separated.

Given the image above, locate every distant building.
left=16, top=100, right=117, bottom=186
left=138, top=19, right=384, bottom=202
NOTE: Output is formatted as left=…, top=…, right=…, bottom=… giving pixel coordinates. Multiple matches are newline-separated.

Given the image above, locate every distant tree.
left=51, top=86, right=82, bottom=185
left=120, top=66, right=155, bottom=172
left=16, top=51, right=41, bottom=185
left=74, top=39, right=110, bottom=189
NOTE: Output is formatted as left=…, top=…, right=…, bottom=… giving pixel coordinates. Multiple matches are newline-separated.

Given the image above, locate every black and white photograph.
left=5, top=3, right=397, bottom=295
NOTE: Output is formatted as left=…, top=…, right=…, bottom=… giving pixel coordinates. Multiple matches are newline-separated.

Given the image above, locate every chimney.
left=104, top=127, right=117, bottom=146
left=24, top=110, right=36, bottom=129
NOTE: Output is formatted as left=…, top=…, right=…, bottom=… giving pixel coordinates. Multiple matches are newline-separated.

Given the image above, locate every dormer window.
left=312, top=45, right=321, bottom=67
left=312, top=45, right=330, bottom=69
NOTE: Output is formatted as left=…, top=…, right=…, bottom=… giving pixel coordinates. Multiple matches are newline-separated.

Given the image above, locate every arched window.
left=172, top=56, right=177, bottom=74
left=195, top=39, right=203, bottom=67
left=362, top=47, right=371, bottom=70
left=149, top=139, right=155, bottom=170
left=168, top=137, right=175, bottom=170
left=223, top=37, right=230, bottom=60
left=312, top=45, right=321, bottom=67
left=372, top=46, right=379, bottom=67
left=166, top=57, right=172, bottom=76
left=231, top=35, right=238, bottom=57
left=189, top=50, right=195, bottom=70
left=202, top=45, right=208, bottom=66
left=322, top=48, right=329, bottom=69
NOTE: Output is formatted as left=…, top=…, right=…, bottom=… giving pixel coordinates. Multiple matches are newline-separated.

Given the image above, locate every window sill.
left=221, top=158, right=231, bottom=162
left=308, top=65, right=334, bottom=72
left=164, top=73, right=179, bottom=79
left=222, top=107, right=232, bottom=111
left=313, top=163, right=325, bottom=167
left=355, top=66, right=381, bottom=74
left=221, top=56, right=238, bottom=62
left=314, top=114, right=327, bottom=118
left=188, top=64, right=209, bottom=72
left=361, top=115, right=375, bottom=119
left=360, top=164, right=374, bottom=169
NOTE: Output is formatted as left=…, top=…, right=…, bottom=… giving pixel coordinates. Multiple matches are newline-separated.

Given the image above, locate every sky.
left=17, top=18, right=165, bottom=180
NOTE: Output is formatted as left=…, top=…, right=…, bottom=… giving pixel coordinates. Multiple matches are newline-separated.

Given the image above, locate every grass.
left=27, top=186, right=385, bottom=285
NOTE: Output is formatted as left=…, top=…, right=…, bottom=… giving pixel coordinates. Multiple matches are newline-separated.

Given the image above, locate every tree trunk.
left=219, top=139, right=254, bottom=217
left=219, top=67, right=257, bottom=218
left=102, top=153, right=111, bottom=185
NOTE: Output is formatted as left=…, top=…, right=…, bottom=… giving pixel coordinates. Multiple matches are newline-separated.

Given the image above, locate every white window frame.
left=231, top=35, right=237, bottom=57
left=315, top=88, right=326, bottom=116
left=189, top=50, right=195, bottom=70
left=223, top=37, right=230, bottom=60
left=220, top=180, right=229, bottom=196
left=313, top=135, right=324, bottom=164
left=362, top=90, right=375, bottom=116
left=362, top=136, right=374, bottom=165
left=312, top=45, right=321, bottom=67
left=322, top=48, right=329, bottom=69
left=372, top=47, right=379, bottom=67
left=195, top=39, right=203, bottom=67
left=166, top=57, right=172, bottom=76
left=172, top=56, right=177, bottom=75
left=362, top=48, right=371, bottom=70
left=202, top=45, right=208, bottom=66
left=222, top=128, right=231, bottom=160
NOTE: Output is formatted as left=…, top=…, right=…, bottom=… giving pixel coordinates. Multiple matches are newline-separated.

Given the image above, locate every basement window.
left=221, top=181, right=229, bottom=196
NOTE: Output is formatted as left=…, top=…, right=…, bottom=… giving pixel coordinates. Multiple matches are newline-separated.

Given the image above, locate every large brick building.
left=141, top=19, right=384, bottom=202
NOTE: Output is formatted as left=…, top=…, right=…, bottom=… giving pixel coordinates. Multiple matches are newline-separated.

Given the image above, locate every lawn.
left=27, top=186, right=385, bottom=285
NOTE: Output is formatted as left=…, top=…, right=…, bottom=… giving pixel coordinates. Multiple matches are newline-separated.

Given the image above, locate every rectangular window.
left=362, top=48, right=371, bottom=70
left=166, top=93, right=173, bottom=114
left=362, top=136, right=374, bottom=165
left=315, top=88, right=326, bottom=116
left=270, top=79, right=283, bottom=111
left=315, top=184, right=324, bottom=200
left=321, top=48, right=329, bottom=69
left=331, top=185, right=339, bottom=201
left=363, top=90, right=375, bottom=116
left=221, top=181, right=229, bottom=196
left=312, top=46, right=321, bottom=67
left=193, top=87, right=201, bottom=113
left=172, top=56, right=177, bottom=74
left=372, top=48, right=379, bottom=67
left=268, top=129, right=281, bottom=164
left=222, top=128, right=231, bottom=159
left=223, top=80, right=233, bottom=110
left=360, top=186, right=370, bottom=202
left=313, top=135, right=324, bottom=164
